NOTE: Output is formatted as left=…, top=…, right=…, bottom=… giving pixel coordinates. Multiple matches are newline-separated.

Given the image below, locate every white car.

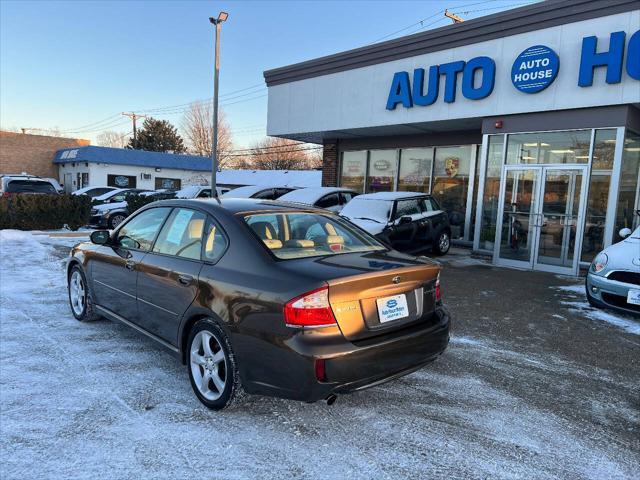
left=175, top=185, right=230, bottom=199
left=586, top=224, right=640, bottom=317
left=277, top=187, right=358, bottom=212
left=0, top=174, right=59, bottom=195
left=72, top=186, right=118, bottom=198
left=221, top=185, right=296, bottom=200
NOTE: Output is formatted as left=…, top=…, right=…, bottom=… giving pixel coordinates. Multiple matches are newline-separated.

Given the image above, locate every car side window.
left=316, top=193, right=339, bottom=209
left=254, top=189, right=275, bottom=199
left=421, top=198, right=435, bottom=212
left=153, top=208, right=207, bottom=260
left=117, top=207, right=171, bottom=251
left=197, top=189, right=212, bottom=198
left=112, top=193, right=126, bottom=202
left=202, top=218, right=228, bottom=262
left=394, top=199, right=422, bottom=219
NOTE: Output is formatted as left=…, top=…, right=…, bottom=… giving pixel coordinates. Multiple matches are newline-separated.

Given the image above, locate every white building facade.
left=264, top=0, right=640, bottom=276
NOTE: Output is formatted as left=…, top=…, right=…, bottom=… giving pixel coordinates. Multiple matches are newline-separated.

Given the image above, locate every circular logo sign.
left=511, top=45, right=559, bottom=93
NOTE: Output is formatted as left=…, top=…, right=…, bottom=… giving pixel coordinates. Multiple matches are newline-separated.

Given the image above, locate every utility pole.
left=444, top=9, right=465, bottom=23
left=122, top=112, right=147, bottom=149
left=208, top=11, right=229, bottom=197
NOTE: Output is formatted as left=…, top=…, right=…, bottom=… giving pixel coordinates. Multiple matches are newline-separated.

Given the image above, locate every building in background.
left=0, top=131, right=89, bottom=179
left=54, top=145, right=321, bottom=192
left=264, top=0, right=640, bottom=276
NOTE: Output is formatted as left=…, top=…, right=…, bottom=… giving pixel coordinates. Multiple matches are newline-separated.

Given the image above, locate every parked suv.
left=89, top=188, right=150, bottom=228
left=340, top=192, right=451, bottom=255
left=0, top=174, right=60, bottom=196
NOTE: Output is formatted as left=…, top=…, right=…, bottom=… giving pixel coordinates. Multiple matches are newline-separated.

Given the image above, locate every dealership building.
left=265, top=0, right=640, bottom=275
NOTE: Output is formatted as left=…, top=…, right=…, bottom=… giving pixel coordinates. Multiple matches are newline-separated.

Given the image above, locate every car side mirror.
left=619, top=228, right=632, bottom=239
left=90, top=230, right=110, bottom=245
left=399, top=216, right=413, bottom=224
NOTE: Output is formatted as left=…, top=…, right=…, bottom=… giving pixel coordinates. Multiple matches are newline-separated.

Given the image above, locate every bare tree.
left=248, top=137, right=321, bottom=170
left=96, top=131, right=130, bottom=148
left=181, top=102, right=233, bottom=167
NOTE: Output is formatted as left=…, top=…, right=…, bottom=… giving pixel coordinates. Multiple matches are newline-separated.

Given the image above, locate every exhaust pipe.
left=325, top=394, right=337, bottom=406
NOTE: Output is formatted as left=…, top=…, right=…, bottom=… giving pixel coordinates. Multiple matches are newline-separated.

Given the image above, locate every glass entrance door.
left=496, top=168, right=542, bottom=268
left=494, top=165, right=588, bottom=275
left=533, top=169, right=586, bottom=273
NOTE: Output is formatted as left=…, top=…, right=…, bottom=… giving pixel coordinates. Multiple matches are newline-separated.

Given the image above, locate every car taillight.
left=284, top=286, right=337, bottom=327
left=435, top=274, right=442, bottom=302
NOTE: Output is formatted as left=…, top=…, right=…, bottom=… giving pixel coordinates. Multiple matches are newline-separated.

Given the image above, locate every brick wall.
left=321, top=141, right=338, bottom=187
left=0, top=131, right=90, bottom=179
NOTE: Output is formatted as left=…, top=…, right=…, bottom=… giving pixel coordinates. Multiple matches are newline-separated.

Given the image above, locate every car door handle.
left=125, top=260, right=135, bottom=271
left=178, top=274, right=193, bottom=286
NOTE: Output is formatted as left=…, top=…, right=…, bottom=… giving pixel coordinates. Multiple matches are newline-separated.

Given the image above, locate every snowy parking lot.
left=1, top=231, right=638, bottom=479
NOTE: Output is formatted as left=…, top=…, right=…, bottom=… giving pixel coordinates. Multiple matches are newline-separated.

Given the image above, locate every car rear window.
left=6, top=180, right=56, bottom=194
left=242, top=212, right=385, bottom=260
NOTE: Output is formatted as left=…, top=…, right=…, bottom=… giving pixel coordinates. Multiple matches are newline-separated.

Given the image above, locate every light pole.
left=209, top=11, right=229, bottom=198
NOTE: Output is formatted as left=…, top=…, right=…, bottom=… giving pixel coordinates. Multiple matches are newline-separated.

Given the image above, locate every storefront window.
left=506, top=130, right=591, bottom=165
left=581, top=129, right=615, bottom=263
left=613, top=131, right=640, bottom=243
left=432, top=146, right=473, bottom=239
left=367, top=150, right=398, bottom=193
left=397, top=148, right=433, bottom=192
left=340, top=151, right=367, bottom=193
left=479, top=135, right=503, bottom=250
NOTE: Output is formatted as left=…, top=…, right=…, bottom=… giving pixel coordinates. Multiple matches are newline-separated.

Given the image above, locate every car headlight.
left=90, top=209, right=98, bottom=215
left=591, top=252, right=608, bottom=273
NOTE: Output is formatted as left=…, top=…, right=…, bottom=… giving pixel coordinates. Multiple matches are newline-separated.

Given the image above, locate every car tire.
left=187, top=319, right=243, bottom=410
left=67, top=265, right=100, bottom=322
left=433, top=231, right=451, bottom=256
left=109, top=213, right=126, bottom=229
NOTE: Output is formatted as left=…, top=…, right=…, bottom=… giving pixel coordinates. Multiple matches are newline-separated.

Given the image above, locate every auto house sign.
left=386, top=29, right=640, bottom=110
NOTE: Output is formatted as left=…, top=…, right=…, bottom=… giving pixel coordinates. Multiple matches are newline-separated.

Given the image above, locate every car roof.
left=277, top=187, right=354, bottom=203
left=351, top=191, right=429, bottom=201
left=222, top=184, right=287, bottom=198
left=144, top=197, right=330, bottom=217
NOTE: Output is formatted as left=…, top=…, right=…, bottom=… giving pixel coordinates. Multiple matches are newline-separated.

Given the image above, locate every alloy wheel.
left=69, top=270, right=86, bottom=316
left=190, top=330, right=227, bottom=401
left=111, top=214, right=126, bottom=228
left=439, top=233, right=450, bottom=252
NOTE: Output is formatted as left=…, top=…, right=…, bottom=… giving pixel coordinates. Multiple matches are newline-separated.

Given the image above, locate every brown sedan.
left=67, top=198, right=450, bottom=409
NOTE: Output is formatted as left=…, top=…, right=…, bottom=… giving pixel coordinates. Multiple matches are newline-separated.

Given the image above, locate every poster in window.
left=107, top=174, right=137, bottom=188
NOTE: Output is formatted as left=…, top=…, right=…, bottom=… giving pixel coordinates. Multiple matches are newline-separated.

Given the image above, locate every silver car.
left=586, top=226, right=640, bottom=317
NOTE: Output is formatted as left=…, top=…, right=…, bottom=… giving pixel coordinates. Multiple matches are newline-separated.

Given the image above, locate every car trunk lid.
left=327, top=263, right=440, bottom=342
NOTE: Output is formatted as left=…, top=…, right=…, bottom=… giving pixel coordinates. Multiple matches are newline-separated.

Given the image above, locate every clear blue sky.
left=0, top=0, right=537, bottom=147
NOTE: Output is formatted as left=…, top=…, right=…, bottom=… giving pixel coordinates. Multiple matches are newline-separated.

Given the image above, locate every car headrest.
left=263, top=239, right=283, bottom=250
left=326, top=235, right=344, bottom=245
left=188, top=219, right=204, bottom=239
left=284, top=239, right=314, bottom=248
left=250, top=221, right=277, bottom=240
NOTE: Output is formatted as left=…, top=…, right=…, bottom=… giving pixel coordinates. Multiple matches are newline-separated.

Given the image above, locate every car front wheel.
left=433, top=231, right=451, bottom=255
left=109, top=213, right=126, bottom=229
left=187, top=319, right=243, bottom=410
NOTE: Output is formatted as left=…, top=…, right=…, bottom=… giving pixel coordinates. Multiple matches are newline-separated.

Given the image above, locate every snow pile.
left=552, top=284, right=640, bottom=335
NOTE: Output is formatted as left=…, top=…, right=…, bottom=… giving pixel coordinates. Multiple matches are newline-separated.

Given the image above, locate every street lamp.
left=208, top=11, right=229, bottom=197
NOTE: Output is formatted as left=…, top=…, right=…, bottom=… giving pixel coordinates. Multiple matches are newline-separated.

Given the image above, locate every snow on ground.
left=551, top=284, right=640, bottom=335
left=1, top=231, right=639, bottom=479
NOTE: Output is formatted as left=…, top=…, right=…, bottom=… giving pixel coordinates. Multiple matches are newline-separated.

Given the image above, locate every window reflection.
left=506, top=131, right=591, bottom=164
left=398, top=148, right=433, bottom=192
left=340, top=151, right=367, bottom=193
left=614, top=131, right=640, bottom=243
left=581, top=129, right=615, bottom=263
left=367, top=150, right=397, bottom=193
left=432, top=146, right=473, bottom=240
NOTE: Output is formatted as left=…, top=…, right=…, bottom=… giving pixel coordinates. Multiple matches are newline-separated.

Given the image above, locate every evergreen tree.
left=128, top=118, right=186, bottom=153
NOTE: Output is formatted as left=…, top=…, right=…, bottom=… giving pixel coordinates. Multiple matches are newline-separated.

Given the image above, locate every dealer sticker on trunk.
left=377, top=294, right=409, bottom=323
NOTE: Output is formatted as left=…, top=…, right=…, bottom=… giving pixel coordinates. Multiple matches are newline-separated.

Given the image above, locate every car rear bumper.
left=241, top=306, right=451, bottom=402
left=88, top=215, right=108, bottom=228
left=586, top=273, right=640, bottom=317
